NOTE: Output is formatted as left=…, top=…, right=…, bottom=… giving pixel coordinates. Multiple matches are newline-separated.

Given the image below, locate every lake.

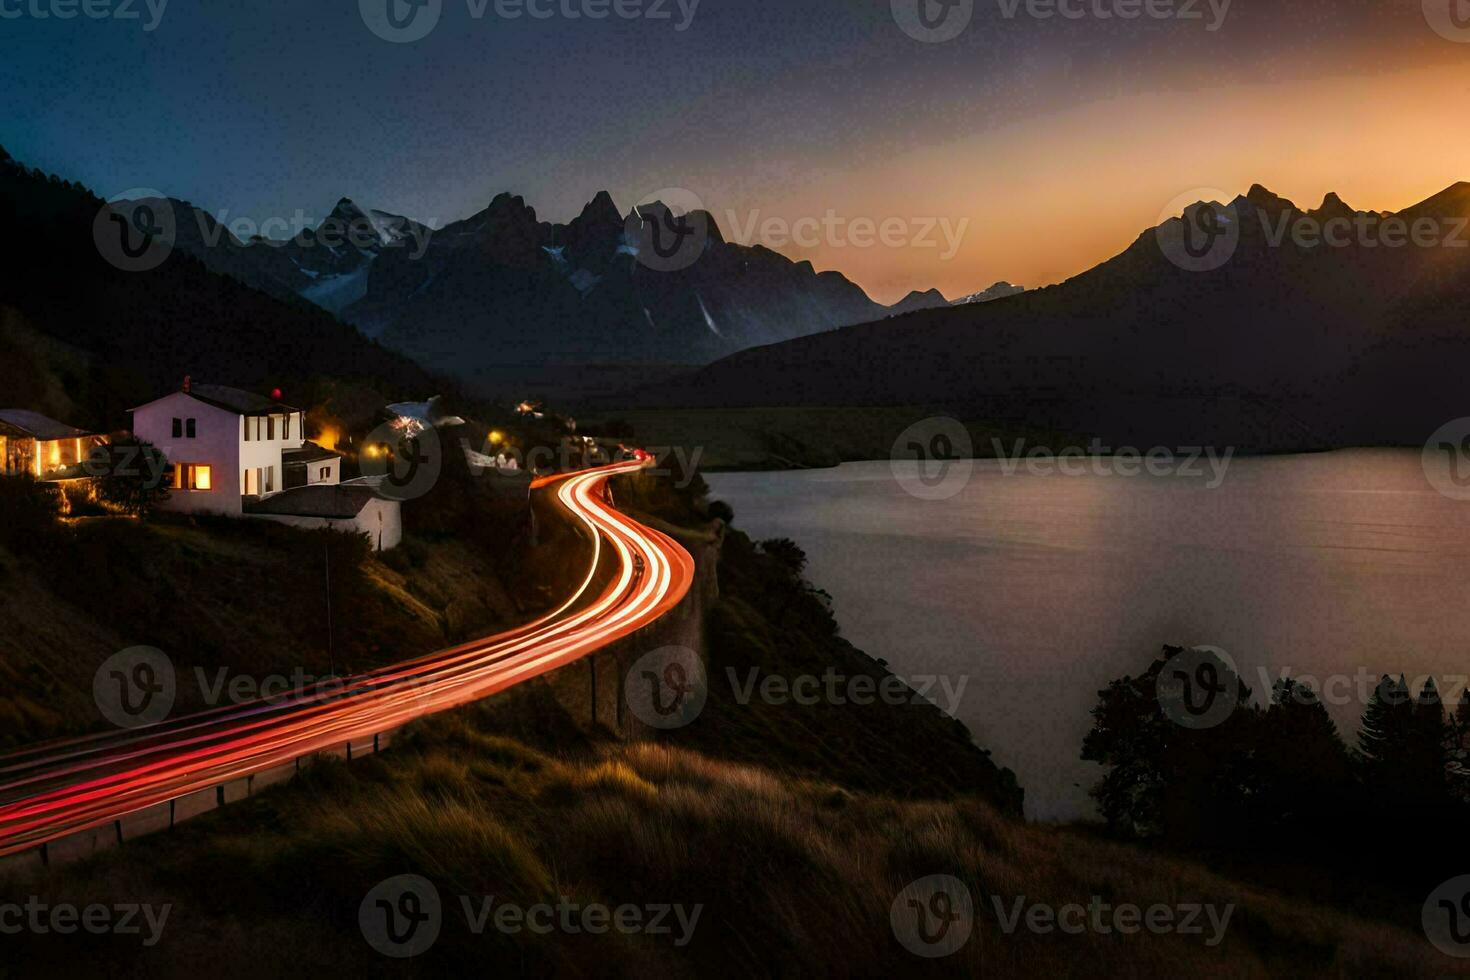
left=707, top=450, right=1470, bottom=821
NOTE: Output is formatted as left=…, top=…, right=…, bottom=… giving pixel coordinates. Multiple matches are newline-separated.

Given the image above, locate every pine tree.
left=1358, top=674, right=1412, bottom=765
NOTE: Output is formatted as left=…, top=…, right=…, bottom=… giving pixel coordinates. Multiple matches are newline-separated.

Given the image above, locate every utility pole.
left=324, top=542, right=335, bottom=677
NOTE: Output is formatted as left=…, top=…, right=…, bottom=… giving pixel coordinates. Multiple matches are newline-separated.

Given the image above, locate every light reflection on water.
left=709, top=450, right=1470, bottom=821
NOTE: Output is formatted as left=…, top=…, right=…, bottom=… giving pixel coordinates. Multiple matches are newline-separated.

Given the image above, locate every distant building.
left=0, top=410, right=105, bottom=481
left=130, top=380, right=399, bottom=551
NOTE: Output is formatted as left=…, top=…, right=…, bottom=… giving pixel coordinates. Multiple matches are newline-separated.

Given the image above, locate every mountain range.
left=154, top=190, right=1019, bottom=391
left=627, top=182, right=1470, bottom=450
left=0, top=147, right=432, bottom=433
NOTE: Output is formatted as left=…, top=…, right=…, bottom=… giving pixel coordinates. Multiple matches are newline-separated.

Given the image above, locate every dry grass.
left=5, top=701, right=1459, bottom=978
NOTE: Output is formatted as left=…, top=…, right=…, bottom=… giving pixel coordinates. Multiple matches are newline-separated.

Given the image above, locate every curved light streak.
left=0, top=457, right=695, bottom=857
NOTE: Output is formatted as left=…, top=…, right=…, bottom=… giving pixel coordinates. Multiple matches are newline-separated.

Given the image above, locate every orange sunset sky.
left=714, top=60, right=1470, bottom=305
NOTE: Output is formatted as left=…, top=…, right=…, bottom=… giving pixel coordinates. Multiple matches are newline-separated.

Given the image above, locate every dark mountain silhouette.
left=343, top=191, right=951, bottom=389
left=0, top=148, right=433, bottom=433
left=148, top=182, right=959, bottom=391
left=627, top=182, right=1470, bottom=450
left=138, top=196, right=430, bottom=315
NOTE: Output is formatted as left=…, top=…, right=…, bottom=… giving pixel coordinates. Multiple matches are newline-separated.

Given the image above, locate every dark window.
left=186, top=418, right=196, bottom=438
left=284, top=415, right=292, bottom=441
left=267, top=416, right=275, bottom=441
left=243, top=418, right=252, bottom=442
left=319, top=466, right=330, bottom=481
left=171, top=418, right=182, bottom=438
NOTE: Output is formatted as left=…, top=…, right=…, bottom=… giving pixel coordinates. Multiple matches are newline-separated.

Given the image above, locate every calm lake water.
left=707, top=450, right=1470, bottom=821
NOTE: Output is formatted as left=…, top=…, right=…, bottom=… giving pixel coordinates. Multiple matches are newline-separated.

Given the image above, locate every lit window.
left=186, top=465, right=212, bottom=491
left=170, top=464, right=182, bottom=490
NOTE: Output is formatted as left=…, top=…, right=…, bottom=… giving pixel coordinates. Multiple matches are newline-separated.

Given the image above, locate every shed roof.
left=0, top=410, right=94, bottom=440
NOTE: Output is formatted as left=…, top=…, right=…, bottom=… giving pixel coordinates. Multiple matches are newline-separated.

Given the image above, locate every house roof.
left=0, top=410, right=94, bottom=441
left=283, top=441, right=344, bottom=465
left=131, top=384, right=298, bottom=417
left=244, top=484, right=380, bottom=520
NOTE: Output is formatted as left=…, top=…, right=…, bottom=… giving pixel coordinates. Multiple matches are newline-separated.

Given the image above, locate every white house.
left=130, top=381, right=400, bottom=551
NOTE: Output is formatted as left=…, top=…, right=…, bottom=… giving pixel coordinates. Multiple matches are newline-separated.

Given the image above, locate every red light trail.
left=0, top=458, right=694, bottom=858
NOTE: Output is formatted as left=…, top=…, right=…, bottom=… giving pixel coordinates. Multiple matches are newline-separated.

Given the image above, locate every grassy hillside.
left=2, top=699, right=1448, bottom=977
left=0, top=514, right=536, bottom=748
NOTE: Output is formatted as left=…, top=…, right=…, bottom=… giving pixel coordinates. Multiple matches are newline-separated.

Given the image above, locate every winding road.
left=0, top=457, right=695, bottom=859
